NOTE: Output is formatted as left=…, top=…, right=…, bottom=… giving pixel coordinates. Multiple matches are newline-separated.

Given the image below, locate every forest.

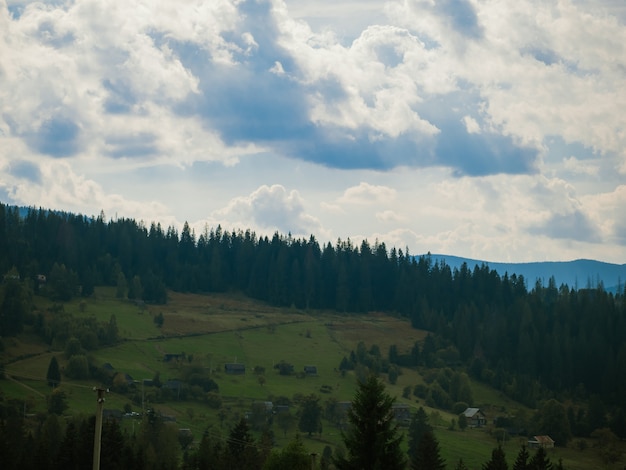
left=0, top=202, right=625, bottom=462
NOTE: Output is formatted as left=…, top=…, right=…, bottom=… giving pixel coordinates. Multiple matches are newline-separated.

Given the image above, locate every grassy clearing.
left=2, top=289, right=621, bottom=469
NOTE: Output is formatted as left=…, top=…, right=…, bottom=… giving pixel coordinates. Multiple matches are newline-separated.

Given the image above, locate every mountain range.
left=425, top=254, right=626, bottom=294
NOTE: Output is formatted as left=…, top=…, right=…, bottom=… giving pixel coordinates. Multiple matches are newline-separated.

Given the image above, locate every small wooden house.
left=528, top=435, right=555, bottom=449
left=225, top=363, right=246, bottom=374
left=304, top=365, right=318, bottom=376
left=392, top=403, right=411, bottom=423
left=461, top=407, right=487, bottom=428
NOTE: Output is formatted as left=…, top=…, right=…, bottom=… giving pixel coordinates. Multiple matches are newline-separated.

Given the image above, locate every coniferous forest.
left=1, top=202, right=626, bottom=468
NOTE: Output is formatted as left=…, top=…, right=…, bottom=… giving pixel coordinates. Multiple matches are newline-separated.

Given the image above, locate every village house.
left=392, top=403, right=411, bottom=424
left=224, top=363, right=246, bottom=374
left=528, top=435, right=555, bottom=449
left=461, top=407, right=487, bottom=428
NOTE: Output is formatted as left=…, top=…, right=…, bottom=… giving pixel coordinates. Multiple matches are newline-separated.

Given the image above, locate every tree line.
left=1, top=203, right=625, bottom=437
left=1, top=374, right=566, bottom=469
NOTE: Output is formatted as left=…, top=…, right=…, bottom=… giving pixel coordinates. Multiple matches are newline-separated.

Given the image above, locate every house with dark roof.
left=392, top=403, right=411, bottom=424
left=224, top=363, right=246, bottom=374
left=304, top=365, right=318, bottom=376
left=461, top=407, right=487, bottom=428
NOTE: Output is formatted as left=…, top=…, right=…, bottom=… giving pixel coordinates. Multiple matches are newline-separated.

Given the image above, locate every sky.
left=0, top=0, right=625, bottom=264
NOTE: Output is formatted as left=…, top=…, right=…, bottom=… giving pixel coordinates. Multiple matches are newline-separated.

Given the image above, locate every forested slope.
left=1, top=202, right=625, bottom=439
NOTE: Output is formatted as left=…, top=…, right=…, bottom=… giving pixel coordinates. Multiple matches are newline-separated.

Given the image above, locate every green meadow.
left=1, top=287, right=622, bottom=469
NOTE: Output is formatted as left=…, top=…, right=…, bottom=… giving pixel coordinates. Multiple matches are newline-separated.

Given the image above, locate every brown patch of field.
left=327, top=313, right=428, bottom=353
left=155, top=291, right=315, bottom=336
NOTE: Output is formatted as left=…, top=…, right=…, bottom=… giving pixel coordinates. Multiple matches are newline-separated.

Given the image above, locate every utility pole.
left=93, top=387, right=107, bottom=470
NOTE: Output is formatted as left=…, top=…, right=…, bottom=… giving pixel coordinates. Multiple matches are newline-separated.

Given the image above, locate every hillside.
left=1, top=288, right=622, bottom=469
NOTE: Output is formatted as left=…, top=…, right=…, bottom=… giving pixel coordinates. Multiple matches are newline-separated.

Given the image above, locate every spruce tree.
left=513, top=445, right=529, bottom=470
left=334, top=375, right=406, bottom=469
left=226, top=418, right=258, bottom=469
left=483, top=446, right=508, bottom=470
left=412, top=430, right=445, bottom=470
left=408, top=406, right=432, bottom=461
left=528, top=447, right=552, bottom=470
left=46, top=356, right=61, bottom=388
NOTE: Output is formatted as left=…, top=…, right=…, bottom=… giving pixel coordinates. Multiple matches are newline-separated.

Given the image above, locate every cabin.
left=304, top=365, right=318, bottom=376
left=392, top=403, right=411, bottom=423
left=528, top=435, right=555, bottom=449
left=461, top=407, right=487, bottom=428
left=225, top=363, right=246, bottom=375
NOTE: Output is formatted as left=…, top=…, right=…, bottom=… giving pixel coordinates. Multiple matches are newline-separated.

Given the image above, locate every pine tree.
left=483, top=446, right=508, bottom=470
left=411, top=430, right=445, bottom=470
left=334, top=375, right=406, bottom=469
left=513, top=445, right=529, bottom=470
left=46, top=356, right=61, bottom=388
left=408, top=406, right=432, bottom=461
left=528, top=447, right=552, bottom=470
left=226, top=418, right=258, bottom=469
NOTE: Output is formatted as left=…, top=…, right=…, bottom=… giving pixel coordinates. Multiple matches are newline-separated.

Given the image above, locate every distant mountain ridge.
left=424, top=254, right=626, bottom=293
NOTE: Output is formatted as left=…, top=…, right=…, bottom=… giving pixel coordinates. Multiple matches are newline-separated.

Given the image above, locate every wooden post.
left=93, top=387, right=107, bottom=470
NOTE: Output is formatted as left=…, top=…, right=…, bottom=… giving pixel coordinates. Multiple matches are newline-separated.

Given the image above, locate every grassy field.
left=1, top=287, right=623, bottom=469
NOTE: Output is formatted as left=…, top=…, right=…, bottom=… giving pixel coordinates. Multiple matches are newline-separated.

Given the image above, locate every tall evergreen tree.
left=528, top=447, right=552, bottom=470
left=513, top=445, right=529, bottom=470
left=407, top=406, right=432, bottom=461
left=411, top=430, right=445, bottom=470
left=483, top=446, right=508, bottom=470
left=46, top=356, right=61, bottom=388
left=226, top=418, right=258, bottom=469
left=334, top=375, right=406, bottom=470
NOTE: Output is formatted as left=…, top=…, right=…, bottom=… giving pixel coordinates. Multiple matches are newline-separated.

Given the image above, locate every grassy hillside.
left=0, top=288, right=621, bottom=469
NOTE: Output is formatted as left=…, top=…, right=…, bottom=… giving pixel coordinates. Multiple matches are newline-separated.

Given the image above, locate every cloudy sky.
left=1, top=0, right=625, bottom=263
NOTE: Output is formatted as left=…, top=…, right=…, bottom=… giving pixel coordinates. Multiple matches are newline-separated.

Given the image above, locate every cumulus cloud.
left=0, top=0, right=624, bottom=263
left=338, top=182, right=397, bottom=204
left=1, top=159, right=174, bottom=223
left=562, top=156, right=600, bottom=176
left=211, top=184, right=325, bottom=237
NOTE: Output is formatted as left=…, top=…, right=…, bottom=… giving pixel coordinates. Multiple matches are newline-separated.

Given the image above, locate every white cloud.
left=338, top=182, right=397, bottom=204
left=210, top=184, right=326, bottom=238
left=462, top=115, right=481, bottom=134
left=2, top=159, right=175, bottom=224
left=376, top=210, right=405, bottom=222
left=0, top=0, right=624, bottom=264
left=562, top=156, right=600, bottom=176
